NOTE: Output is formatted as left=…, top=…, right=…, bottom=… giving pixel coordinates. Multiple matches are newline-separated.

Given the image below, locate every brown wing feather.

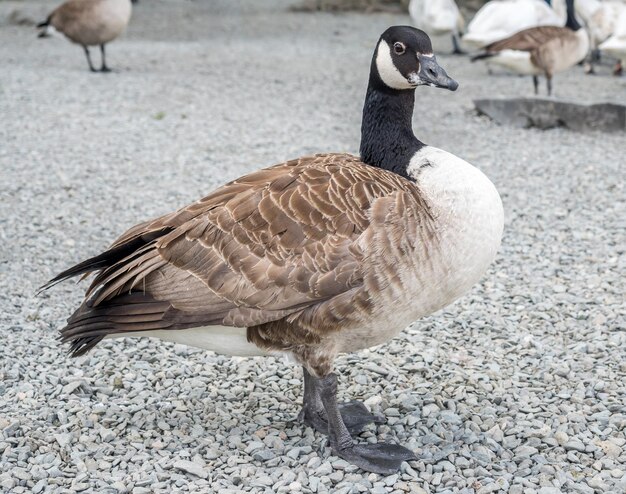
left=50, top=153, right=433, bottom=356
left=486, top=26, right=572, bottom=53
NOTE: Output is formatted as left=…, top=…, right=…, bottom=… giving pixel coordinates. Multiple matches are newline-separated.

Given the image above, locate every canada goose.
left=463, top=0, right=564, bottom=49
left=471, top=0, right=589, bottom=95
left=37, top=0, right=132, bottom=72
left=599, top=7, right=626, bottom=75
left=409, top=0, right=466, bottom=54
left=41, top=26, right=504, bottom=474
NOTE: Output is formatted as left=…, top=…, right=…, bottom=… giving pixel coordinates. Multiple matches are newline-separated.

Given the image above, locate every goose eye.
left=393, top=42, right=406, bottom=55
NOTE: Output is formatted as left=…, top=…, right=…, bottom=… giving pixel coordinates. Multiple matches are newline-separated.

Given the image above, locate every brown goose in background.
left=471, top=0, right=589, bottom=95
left=41, top=27, right=504, bottom=474
left=37, top=0, right=132, bottom=72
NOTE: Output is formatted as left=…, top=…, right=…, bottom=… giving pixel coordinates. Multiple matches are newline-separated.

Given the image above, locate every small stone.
left=370, top=487, right=388, bottom=494
left=315, top=461, right=333, bottom=476
left=364, top=395, right=382, bottom=408
left=564, top=441, right=585, bottom=452
left=329, top=470, right=343, bottom=483
left=538, top=488, right=561, bottom=494
left=477, top=481, right=500, bottom=494
left=439, top=410, right=461, bottom=424
left=244, top=441, right=265, bottom=454
left=255, top=475, right=273, bottom=486
left=596, top=440, right=622, bottom=458
left=173, top=460, right=209, bottom=479
left=13, top=468, right=31, bottom=481
left=205, top=448, right=220, bottom=460
left=99, top=428, right=116, bottom=442
left=587, top=476, right=607, bottom=489
left=566, top=452, right=579, bottom=463
left=486, top=425, right=503, bottom=442
left=61, top=381, right=83, bottom=394
left=54, top=433, right=72, bottom=448
left=309, top=477, right=320, bottom=492
left=1, top=478, right=15, bottom=490
left=515, top=445, right=538, bottom=457
left=252, top=449, right=275, bottom=461
left=554, top=432, right=568, bottom=445
left=384, top=473, right=398, bottom=485
left=32, top=480, right=46, bottom=494
left=422, top=403, right=439, bottom=417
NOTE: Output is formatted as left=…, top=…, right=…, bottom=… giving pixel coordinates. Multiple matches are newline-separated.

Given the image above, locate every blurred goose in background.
left=471, top=0, right=589, bottom=95
left=40, top=26, right=504, bottom=474
left=409, top=0, right=465, bottom=54
left=463, top=0, right=565, bottom=49
left=37, top=0, right=132, bottom=72
left=599, top=7, right=626, bottom=74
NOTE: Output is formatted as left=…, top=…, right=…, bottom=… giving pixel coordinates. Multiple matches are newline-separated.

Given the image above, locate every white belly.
left=489, top=50, right=542, bottom=75
left=108, top=326, right=270, bottom=357
left=410, top=147, right=504, bottom=305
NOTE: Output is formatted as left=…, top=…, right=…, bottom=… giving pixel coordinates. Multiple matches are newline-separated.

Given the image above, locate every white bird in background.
left=463, top=0, right=565, bottom=49
left=573, top=0, right=626, bottom=72
left=409, top=0, right=466, bottom=54
left=599, top=6, right=626, bottom=74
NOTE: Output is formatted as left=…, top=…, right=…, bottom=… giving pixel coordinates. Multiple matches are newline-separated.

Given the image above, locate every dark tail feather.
left=61, top=293, right=178, bottom=357
left=471, top=52, right=495, bottom=62
left=38, top=228, right=172, bottom=294
left=37, top=16, right=51, bottom=37
left=39, top=227, right=174, bottom=356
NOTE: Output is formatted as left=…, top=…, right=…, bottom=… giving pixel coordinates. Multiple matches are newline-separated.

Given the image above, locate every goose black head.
left=372, top=26, right=458, bottom=92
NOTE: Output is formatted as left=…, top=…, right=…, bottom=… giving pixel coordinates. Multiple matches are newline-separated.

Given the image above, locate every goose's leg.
left=533, top=75, right=539, bottom=95
left=298, top=367, right=384, bottom=435
left=83, top=45, right=97, bottom=72
left=451, top=34, right=465, bottom=55
left=317, top=373, right=416, bottom=475
left=298, top=366, right=328, bottom=432
left=546, top=75, right=553, bottom=96
left=100, top=44, right=111, bottom=72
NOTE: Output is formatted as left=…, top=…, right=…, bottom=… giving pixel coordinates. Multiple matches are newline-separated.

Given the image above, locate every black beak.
left=417, top=55, right=459, bottom=91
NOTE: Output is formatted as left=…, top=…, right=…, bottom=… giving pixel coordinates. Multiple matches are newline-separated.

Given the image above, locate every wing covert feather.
left=486, top=26, right=570, bottom=52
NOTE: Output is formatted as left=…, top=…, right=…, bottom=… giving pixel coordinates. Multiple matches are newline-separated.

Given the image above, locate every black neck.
left=359, top=80, right=424, bottom=180
left=565, top=0, right=581, bottom=31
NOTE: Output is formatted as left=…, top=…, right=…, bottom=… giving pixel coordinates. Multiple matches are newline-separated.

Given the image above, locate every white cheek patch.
left=408, top=72, right=426, bottom=86
left=375, top=40, right=413, bottom=90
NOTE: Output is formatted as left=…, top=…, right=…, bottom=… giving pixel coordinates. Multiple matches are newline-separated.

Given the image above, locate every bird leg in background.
left=298, top=367, right=384, bottom=435
left=317, top=373, right=416, bottom=475
left=451, top=34, right=465, bottom=55
left=83, top=45, right=97, bottom=72
left=100, top=44, right=111, bottom=72
left=533, top=75, right=539, bottom=95
left=546, top=75, right=553, bottom=96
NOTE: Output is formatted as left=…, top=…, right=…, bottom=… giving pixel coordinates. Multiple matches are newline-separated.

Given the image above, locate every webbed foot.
left=332, top=442, right=417, bottom=475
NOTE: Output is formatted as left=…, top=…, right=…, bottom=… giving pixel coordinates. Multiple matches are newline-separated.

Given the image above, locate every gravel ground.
left=1, top=1, right=625, bottom=493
